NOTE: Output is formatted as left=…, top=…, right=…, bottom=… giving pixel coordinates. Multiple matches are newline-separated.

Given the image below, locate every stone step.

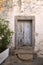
left=15, top=49, right=34, bottom=61
left=19, top=46, right=33, bottom=50
left=17, top=53, right=33, bottom=61
left=15, top=49, right=33, bottom=54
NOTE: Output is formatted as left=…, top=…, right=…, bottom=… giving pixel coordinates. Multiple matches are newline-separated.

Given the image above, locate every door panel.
left=17, top=22, right=23, bottom=47
left=23, top=21, right=32, bottom=45
left=16, top=20, right=32, bottom=48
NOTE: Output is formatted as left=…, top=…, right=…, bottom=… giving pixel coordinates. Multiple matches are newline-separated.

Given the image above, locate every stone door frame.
left=15, top=16, right=35, bottom=49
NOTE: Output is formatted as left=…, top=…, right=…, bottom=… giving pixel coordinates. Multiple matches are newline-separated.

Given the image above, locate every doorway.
left=15, top=16, right=35, bottom=49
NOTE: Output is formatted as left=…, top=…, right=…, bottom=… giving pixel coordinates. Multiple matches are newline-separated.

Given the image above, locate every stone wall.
left=0, top=0, right=43, bottom=57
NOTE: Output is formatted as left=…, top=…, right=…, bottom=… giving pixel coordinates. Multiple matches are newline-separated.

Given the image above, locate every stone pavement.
left=1, top=55, right=43, bottom=65
left=1, top=48, right=43, bottom=65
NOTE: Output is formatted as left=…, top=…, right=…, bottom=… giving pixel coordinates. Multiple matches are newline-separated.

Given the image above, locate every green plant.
left=0, top=18, right=13, bottom=53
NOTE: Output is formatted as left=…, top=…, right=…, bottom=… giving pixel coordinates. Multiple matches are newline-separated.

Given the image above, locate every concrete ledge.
left=0, top=48, right=9, bottom=64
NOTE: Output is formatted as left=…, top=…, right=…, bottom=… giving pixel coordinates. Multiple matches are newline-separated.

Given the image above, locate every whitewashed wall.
left=0, top=0, right=43, bottom=57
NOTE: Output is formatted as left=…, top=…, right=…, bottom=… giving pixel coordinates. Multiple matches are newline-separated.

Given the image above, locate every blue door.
left=16, top=20, right=32, bottom=48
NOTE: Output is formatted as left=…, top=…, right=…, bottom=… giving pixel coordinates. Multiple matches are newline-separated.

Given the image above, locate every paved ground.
left=1, top=55, right=43, bottom=65
left=1, top=48, right=43, bottom=65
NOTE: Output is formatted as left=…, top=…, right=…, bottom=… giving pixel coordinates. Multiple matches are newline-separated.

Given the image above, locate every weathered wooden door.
left=16, top=20, right=32, bottom=48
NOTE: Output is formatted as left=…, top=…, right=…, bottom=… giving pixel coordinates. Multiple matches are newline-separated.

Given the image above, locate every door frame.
left=15, top=16, right=35, bottom=49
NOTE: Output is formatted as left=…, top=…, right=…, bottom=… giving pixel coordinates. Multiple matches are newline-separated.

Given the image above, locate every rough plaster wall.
left=0, top=0, right=43, bottom=57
